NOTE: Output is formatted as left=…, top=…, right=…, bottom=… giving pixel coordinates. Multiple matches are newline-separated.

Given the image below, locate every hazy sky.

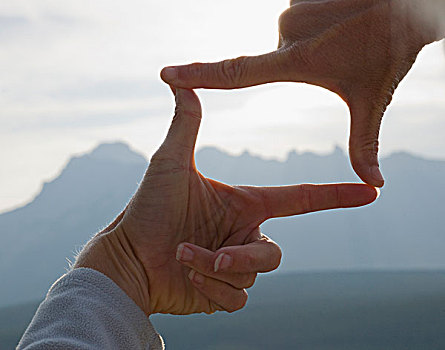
left=0, top=0, right=444, bottom=213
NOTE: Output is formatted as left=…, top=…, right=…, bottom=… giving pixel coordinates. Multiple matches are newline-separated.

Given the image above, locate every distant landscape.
left=1, top=142, right=445, bottom=348
left=1, top=143, right=445, bottom=307
left=3, top=271, right=445, bottom=349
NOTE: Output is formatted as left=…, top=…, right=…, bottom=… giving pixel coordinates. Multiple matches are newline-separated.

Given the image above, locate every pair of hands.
left=76, top=0, right=444, bottom=316
left=75, top=88, right=378, bottom=316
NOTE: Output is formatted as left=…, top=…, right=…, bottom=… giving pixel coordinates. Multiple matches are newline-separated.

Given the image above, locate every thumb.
left=160, top=49, right=291, bottom=89
left=158, top=88, right=202, bottom=161
left=348, top=97, right=386, bottom=187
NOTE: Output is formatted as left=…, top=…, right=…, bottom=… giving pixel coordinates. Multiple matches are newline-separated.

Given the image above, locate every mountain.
left=0, top=143, right=147, bottom=306
left=0, top=143, right=444, bottom=307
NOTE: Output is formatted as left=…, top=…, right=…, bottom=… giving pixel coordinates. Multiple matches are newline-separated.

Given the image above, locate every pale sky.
left=0, top=0, right=444, bottom=213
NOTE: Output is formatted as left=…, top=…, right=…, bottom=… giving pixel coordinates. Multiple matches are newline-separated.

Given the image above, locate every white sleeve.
left=17, top=268, right=164, bottom=350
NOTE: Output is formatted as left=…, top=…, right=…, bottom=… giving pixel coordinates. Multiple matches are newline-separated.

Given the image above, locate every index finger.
left=252, top=183, right=379, bottom=219
left=160, top=49, right=292, bottom=90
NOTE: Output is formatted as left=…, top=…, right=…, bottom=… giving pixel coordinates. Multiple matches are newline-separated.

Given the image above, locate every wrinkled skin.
left=76, top=89, right=378, bottom=316
left=161, top=0, right=443, bottom=187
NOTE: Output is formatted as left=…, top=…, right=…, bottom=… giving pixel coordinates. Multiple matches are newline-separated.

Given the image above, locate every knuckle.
left=185, top=62, right=205, bottom=81
left=227, top=292, right=248, bottom=313
left=206, top=301, right=219, bottom=315
left=174, top=98, right=202, bottom=122
left=259, top=239, right=282, bottom=272
left=243, top=252, right=256, bottom=270
left=256, top=188, right=273, bottom=219
left=335, top=184, right=341, bottom=208
left=278, top=7, right=295, bottom=41
left=349, top=137, right=380, bottom=160
left=149, top=148, right=187, bottom=173
left=149, top=148, right=168, bottom=165
left=231, top=274, right=255, bottom=289
left=270, top=244, right=282, bottom=271
left=299, top=184, right=315, bottom=213
left=288, top=42, right=311, bottom=67
left=218, top=57, right=247, bottom=85
left=181, top=110, right=202, bottom=122
left=278, top=5, right=311, bottom=46
left=243, top=273, right=257, bottom=289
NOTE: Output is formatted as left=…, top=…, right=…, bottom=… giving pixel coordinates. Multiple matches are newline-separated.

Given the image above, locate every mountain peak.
left=87, top=142, right=147, bottom=164
left=332, top=145, right=344, bottom=156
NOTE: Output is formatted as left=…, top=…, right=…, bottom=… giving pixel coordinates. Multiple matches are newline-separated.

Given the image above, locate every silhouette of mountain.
left=1, top=142, right=444, bottom=307
left=0, top=142, right=147, bottom=306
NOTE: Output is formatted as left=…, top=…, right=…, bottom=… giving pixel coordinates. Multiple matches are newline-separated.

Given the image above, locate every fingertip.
left=362, top=184, right=380, bottom=204
left=338, top=183, right=380, bottom=208
left=370, top=166, right=385, bottom=188
left=235, top=290, right=249, bottom=312
left=176, top=243, right=194, bottom=263
left=361, top=171, right=385, bottom=189
left=161, top=67, right=178, bottom=85
left=162, top=65, right=199, bottom=88
left=348, top=102, right=385, bottom=188
left=188, top=270, right=205, bottom=285
left=350, top=159, right=385, bottom=188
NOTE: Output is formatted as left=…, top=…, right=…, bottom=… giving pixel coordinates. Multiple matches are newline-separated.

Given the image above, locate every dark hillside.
left=3, top=271, right=445, bottom=350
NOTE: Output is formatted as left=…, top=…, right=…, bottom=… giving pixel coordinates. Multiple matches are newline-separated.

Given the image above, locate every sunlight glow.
left=0, top=0, right=444, bottom=212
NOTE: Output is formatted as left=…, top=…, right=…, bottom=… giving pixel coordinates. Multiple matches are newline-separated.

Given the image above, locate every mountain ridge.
left=1, top=142, right=444, bottom=307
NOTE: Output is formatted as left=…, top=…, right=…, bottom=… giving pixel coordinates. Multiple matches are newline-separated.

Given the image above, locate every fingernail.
left=371, top=166, right=384, bottom=186
left=188, top=270, right=204, bottom=285
left=162, top=67, right=177, bottom=82
left=214, top=253, right=233, bottom=272
left=176, top=244, right=194, bottom=262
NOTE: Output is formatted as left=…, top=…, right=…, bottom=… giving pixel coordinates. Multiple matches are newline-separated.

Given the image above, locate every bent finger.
left=177, top=237, right=282, bottom=275
left=189, top=270, right=248, bottom=313
left=348, top=97, right=386, bottom=188
left=176, top=243, right=258, bottom=289
left=213, top=238, right=282, bottom=274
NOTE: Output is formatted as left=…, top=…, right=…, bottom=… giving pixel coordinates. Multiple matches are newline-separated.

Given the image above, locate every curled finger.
left=176, top=243, right=258, bottom=289
left=188, top=270, right=248, bottom=314
left=177, top=235, right=281, bottom=275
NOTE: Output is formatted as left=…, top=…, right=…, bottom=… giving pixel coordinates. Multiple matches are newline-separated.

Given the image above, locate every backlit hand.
left=75, top=88, right=378, bottom=316
left=161, top=0, right=443, bottom=187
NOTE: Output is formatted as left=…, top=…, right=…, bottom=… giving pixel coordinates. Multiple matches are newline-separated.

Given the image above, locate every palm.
left=115, top=89, right=377, bottom=316
left=124, top=154, right=269, bottom=314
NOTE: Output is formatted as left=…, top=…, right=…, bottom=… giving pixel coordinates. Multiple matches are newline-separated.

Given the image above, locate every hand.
left=160, top=0, right=444, bottom=188
left=75, top=88, right=378, bottom=316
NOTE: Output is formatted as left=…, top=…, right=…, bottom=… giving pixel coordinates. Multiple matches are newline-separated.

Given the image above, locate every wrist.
left=74, top=226, right=151, bottom=315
